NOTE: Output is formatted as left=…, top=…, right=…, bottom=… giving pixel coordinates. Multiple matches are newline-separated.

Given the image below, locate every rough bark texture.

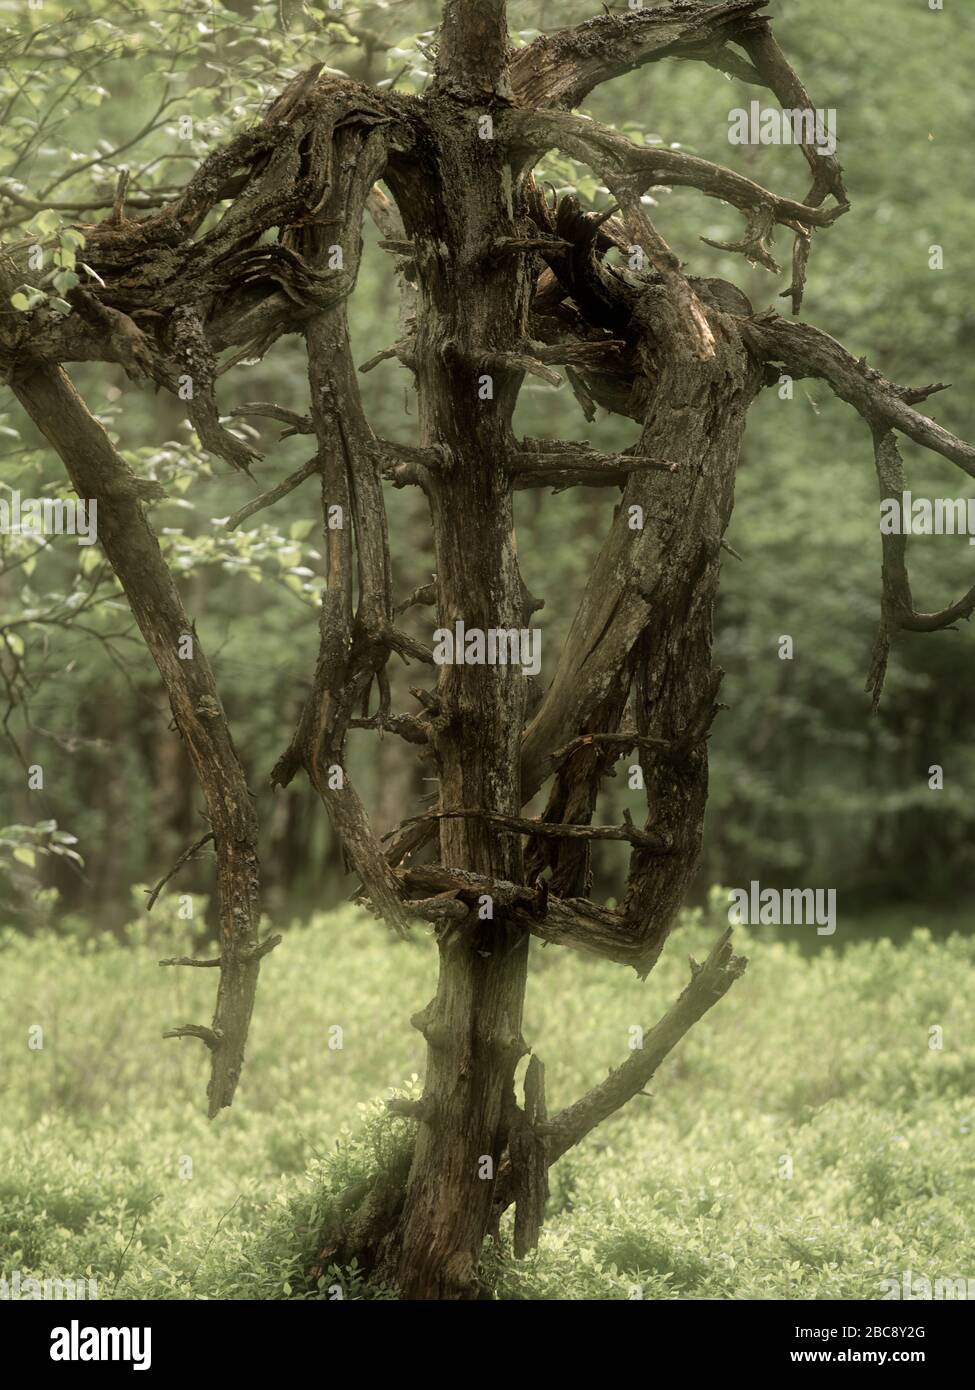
left=7, top=362, right=264, bottom=1117
left=375, top=12, right=536, bottom=1302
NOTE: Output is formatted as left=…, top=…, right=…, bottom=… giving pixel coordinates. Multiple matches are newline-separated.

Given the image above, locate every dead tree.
left=2, top=1, right=973, bottom=1299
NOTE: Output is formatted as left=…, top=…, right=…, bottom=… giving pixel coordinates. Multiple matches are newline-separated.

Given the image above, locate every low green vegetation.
left=1, top=902, right=972, bottom=1300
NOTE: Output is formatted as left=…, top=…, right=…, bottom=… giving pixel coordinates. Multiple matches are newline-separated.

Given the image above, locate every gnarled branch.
left=492, top=929, right=747, bottom=1220
left=509, top=0, right=770, bottom=111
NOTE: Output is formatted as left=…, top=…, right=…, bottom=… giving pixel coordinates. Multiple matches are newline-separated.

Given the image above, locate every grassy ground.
left=1, top=897, right=973, bottom=1300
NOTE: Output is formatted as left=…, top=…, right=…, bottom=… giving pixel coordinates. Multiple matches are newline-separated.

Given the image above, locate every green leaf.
left=11, top=285, right=46, bottom=312
left=12, top=846, right=36, bottom=868
left=33, top=209, right=60, bottom=236
left=53, top=270, right=80, bottom=295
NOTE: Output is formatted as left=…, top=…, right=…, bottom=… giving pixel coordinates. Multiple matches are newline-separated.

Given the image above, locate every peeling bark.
left=376, top=81, right=536, bottom=1299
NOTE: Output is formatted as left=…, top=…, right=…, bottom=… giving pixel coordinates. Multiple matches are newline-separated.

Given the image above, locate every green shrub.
left=1, top=909, right=972, bottom=1299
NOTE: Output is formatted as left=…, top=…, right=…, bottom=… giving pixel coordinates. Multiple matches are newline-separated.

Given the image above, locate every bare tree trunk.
left=379, top=8, right=536, bottom=1295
